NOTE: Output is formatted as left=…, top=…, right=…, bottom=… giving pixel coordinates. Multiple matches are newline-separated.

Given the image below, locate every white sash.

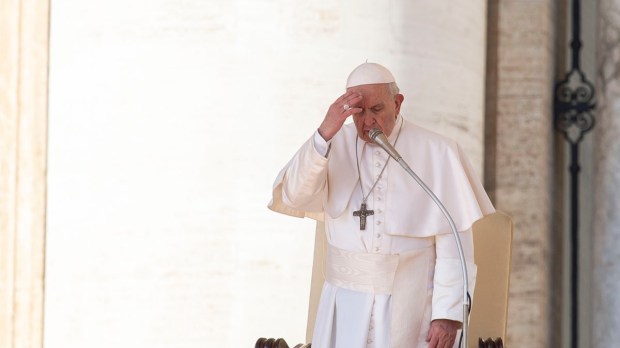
left=325, top=243, right=435, bottom=347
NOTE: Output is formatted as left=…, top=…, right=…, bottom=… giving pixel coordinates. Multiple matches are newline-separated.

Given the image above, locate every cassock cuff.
left=313, top=130, right=332, bottom=158
left=430, top=259, right=477, bottom=322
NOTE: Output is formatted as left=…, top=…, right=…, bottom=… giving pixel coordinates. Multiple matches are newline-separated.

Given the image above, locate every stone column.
left=592, top=1, right=620, bottom=346
left=485, top=1, right=556, bottom=347
left=0, top=0, right=50, bottom=347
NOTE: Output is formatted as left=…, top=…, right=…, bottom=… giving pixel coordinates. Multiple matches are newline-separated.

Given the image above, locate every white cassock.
left=269, top=116, right=495, bottom=348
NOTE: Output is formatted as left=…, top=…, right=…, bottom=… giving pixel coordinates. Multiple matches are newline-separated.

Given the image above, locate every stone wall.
left=592, top=0, right=620, bottom=346
left=485, top=1, right=556, bottom=347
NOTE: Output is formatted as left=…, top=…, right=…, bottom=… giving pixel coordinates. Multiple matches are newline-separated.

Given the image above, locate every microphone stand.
left=394, top=157, right=470, bottom=348
left=369, top=128, right=470, bottom=348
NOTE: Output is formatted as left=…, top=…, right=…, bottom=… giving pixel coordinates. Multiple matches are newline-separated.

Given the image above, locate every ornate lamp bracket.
left=554, top=68, right=596, bottom=145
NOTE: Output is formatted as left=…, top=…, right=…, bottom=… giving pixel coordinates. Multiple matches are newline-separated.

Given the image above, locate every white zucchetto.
left=346, top=62, right=396, bottom=88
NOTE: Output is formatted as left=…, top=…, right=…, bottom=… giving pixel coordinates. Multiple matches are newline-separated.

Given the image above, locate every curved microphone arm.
left=369, top=128, right=470, bottom=348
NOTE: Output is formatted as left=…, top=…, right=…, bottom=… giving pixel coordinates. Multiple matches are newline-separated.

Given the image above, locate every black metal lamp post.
left=553, top=0, right=595, bottom=347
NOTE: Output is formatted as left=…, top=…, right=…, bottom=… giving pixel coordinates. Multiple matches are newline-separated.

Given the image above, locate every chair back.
left=468, top=211, right=513, bottom=346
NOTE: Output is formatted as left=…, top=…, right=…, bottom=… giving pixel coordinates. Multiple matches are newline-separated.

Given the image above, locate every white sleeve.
left=276, top=131, right=330, bottom=212
left=430, top=228, right=477, bottom=322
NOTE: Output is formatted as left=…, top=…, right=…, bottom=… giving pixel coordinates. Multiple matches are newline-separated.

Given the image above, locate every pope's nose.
left=363, top=115, right=375, bottom=126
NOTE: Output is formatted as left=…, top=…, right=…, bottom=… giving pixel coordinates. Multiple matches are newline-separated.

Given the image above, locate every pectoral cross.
left=353, top=203, right=374, bottom=230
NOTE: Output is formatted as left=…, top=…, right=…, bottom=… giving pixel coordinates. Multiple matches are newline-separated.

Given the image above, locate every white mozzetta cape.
left=269, top=119, right=494, bottom=236
left=268, top=118, right=495, bottom=348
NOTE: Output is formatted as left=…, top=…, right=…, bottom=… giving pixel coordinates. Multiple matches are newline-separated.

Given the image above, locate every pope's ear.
left=395, top=94, right=404, bottom=112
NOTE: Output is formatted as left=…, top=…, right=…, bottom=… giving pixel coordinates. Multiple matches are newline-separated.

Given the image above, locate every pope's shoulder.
left=403, top=121, right=460, bottom=149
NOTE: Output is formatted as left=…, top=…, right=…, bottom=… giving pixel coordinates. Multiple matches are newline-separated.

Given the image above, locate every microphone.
left=368, top=128, right=402, bottom=161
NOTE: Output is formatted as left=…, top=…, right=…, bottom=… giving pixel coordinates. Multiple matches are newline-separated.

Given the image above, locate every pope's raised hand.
left=317, top=91, right=362, bottom=141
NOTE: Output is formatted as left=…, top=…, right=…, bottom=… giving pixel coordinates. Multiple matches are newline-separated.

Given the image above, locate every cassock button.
left=377, top=233, right=381, bottom=238
left=377, top=186, right=382, bottom=191
left=377, top=209, right=383, bottom=214
left=375, top=150, right=380, bottom=155
left=375, top=247, right=380, bottom=252
left=376, top=221, right=382, bottom=225
left=375, top=162, right=381, bottom=167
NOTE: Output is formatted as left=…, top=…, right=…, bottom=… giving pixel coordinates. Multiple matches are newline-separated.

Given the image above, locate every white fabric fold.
left=269, top=134, right=327, bottom=220
left=432, top=259, right=477, bottom=321
left=326, top=244, right=399, bottom=294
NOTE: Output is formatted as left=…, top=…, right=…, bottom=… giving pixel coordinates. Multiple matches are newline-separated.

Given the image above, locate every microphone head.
left=368, top=128, right=383, bottom=142
left=368, top=126, right=402, bottom=160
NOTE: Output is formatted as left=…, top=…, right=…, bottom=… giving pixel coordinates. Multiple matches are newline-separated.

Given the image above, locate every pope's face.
left=348, top=83, right=404, bottom=143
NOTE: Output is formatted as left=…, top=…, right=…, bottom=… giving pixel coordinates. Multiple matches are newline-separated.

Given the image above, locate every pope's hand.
left=317, top=91, right=362, bottom=141
left=426, top=319, right=461, bottom=348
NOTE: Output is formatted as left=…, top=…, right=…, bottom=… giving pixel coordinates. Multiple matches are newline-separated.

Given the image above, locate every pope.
left=269, top=62, right=495, bottom=348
